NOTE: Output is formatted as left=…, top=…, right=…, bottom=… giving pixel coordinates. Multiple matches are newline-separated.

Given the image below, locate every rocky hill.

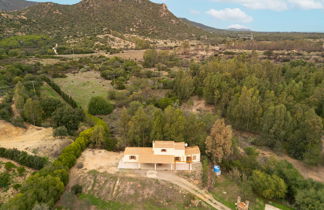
left=0, top=0, right=37, bottom=11
left=1, top=0, right=209, bottom=40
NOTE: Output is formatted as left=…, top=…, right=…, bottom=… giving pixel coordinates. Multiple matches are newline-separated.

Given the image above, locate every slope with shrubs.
left=1, top=0, right=208, bottom=40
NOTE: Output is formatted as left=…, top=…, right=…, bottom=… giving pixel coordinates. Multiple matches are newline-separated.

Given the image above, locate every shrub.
left=0, top=173, right=11, bottom=188
left=250, top=170, right=287, bottom=200
left=88, top=97, right=114, bottom=115
left=53, top=126, right=68, bottom=137
left=17, top=167, right=26, bottom=176
left=13, top=184, right=21, bottom=190
left=71, top=184, right=83, bottom=195
left=5, top=162, right=16, bottom=171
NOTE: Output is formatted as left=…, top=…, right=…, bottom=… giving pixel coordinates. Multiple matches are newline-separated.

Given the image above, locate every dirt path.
left=55, top=50, right=145, bottom=61
left=147, top=170, right=229, bottom=210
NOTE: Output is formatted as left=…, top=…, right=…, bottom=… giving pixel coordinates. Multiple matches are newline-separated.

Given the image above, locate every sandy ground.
left=72, top=149, right=123, bottom=174
left=107, top=50, right=145, bottom=61
left=0, top=120, right=72, bottom=158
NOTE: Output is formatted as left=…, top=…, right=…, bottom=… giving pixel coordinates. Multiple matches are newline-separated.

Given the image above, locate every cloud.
left=289, top=0, right=324, bottom=9
left=228, top=24, right=250, bottom=30
left=212, top=0, right=324, bottom=11
left=207, top=8, right=253, bottom=23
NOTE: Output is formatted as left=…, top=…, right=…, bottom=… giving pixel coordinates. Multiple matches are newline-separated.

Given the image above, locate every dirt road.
left=146, top=170, right=230, bottom=210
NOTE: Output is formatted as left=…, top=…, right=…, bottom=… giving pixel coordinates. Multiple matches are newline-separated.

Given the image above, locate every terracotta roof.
left=185, top=146, right=200, bottom=155
left=154, top=141, right=175, bottom=148
left=124, top=147, right=174, bottom=164
left=124, top=147, right=152, bottom=155
left=174, top=142, right=185, bottom=150
left=139, top=154, right=174, bottom=164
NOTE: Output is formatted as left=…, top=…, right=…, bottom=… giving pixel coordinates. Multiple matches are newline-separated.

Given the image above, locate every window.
left=193, top=156, right=196, bottom=160
left=129, top=156, right=136, bottom=160
left=161, top=149, right=167, bottom=152
left=175, top=157, right=180, bottom=161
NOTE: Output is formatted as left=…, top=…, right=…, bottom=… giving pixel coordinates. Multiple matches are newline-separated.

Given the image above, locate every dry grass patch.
left=54, top=71, right=113, bottom=108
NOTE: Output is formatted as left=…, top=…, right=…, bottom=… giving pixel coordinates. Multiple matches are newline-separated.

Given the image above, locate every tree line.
left=0, top=147, right=48, bottom=170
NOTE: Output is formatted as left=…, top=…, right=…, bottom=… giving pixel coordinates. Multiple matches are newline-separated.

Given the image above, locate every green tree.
left=163, top=106, right=185, bottom=141
left=228, top=87, right=263, bottom=131
left=173, top=70, right=194, bottom=102
left=143, top=49, right=158, bottom=68
left=88, top=96, right=114, bottom=115
left=90, top=125, right=107, bottom=148
left=53, top=106, right=84, bottom=133
left=127, top=107, right=151, bottom=146
left=250, top=170, right=287, bottom=200
left=40, top=97, right=62, bottom=119
left=14, top=82, right=27, bottom=114
left=150, top=109, right=165, bottom=140
left=261, top=104, right=292, bottom=148
left=23, top=98, right=43, bottom=125
left=295, top=188, right=324, bottom=210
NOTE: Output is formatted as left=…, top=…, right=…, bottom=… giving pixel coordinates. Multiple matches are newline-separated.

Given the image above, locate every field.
left=54, top=71, right=113, bottom=108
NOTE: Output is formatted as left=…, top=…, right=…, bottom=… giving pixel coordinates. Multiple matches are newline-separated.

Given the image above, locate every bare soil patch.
left=0, top=120, right=72, bottom=159
left=108, top=50, right=145, bottom=61
left=73, top=149, right=123, bottom=174
left=181, top=96, right=214, bottom=113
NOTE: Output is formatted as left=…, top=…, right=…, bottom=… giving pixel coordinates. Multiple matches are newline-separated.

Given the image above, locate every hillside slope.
left=1, top=0, right=208, bottom=40
left=0, top=0, right=37, bottom=11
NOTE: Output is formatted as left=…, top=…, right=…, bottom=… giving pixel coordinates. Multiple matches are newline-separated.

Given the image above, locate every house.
left=118, top=141, right=200, bottom=171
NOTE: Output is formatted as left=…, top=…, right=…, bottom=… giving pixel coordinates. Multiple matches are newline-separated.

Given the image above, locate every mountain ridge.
left=0, top=0, right=37, bottom=11
left=1, top=0, right=210, bottom=40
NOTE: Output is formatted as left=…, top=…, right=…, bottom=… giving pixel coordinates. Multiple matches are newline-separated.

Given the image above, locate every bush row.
left=0, top=147, right=48, bottom=170
left=42, top=76, right=78, bottom=108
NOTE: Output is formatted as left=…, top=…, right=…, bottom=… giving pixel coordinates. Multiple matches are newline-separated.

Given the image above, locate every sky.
left=30, top=0, right=324, bottom=32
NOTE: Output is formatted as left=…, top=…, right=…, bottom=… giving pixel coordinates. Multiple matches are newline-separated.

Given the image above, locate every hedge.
left=42, top=76, right=78, bottom=108
left=0, top=148, right=48, bottom=170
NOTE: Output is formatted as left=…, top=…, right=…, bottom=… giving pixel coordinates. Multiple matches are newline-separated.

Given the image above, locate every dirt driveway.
left=146, top=170, right=229, bottom=210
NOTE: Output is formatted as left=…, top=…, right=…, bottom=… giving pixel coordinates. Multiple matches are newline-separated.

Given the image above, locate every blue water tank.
left=213, top=165, right=221, bottom=173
